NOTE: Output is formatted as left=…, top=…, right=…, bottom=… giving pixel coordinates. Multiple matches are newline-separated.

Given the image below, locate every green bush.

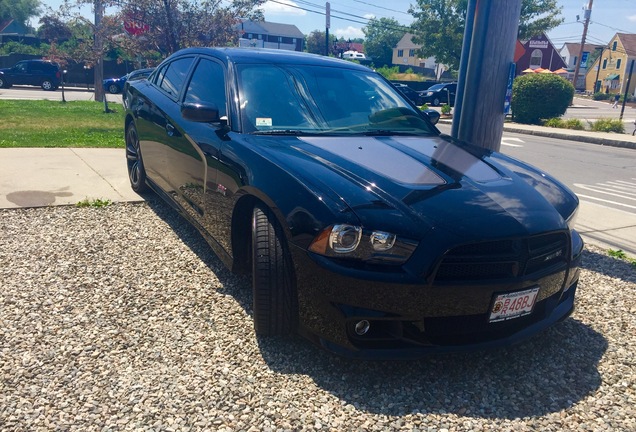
left=543, top=118, right=564, bottom=128
left=593, top=92, right=611, bottom=101
left=564, top=118, right=585, bottom=130
left=589, top=118, right=624, bottom=133
left=375, top=65, right=400, bottom=80
left=543, top=118, right=585, bottom=130
left=441, top=104, right=451, bottom=115
left=512, top=74, right=575, bottom=124
left=419, top=104, right=429, bottom=110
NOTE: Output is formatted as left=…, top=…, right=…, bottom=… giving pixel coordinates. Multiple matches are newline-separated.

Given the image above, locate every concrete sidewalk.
left=0, top=148, right=143, bottom=208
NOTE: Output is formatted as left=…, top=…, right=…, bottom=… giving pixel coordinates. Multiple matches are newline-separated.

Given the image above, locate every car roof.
left=163, top=47, right=370, bottom=71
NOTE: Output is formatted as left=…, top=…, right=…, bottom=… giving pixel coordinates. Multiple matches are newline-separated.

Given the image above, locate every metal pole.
left=619, top=59, right=634, bottom=121
left=94, top=0, right=105, bottom=104
left=593, top=47, right=604, bottom=93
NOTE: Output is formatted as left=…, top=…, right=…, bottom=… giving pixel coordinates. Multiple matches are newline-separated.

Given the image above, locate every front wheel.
left=432, top=97, right=441, bottom=106
left=41, top=79, right=54, bottom=91
left=125, top=123, right=148, bottom=193
left=108, top=84, right=120, bottom=94
left=0, top=76, right=6, bottom=88
left=252, top=206, right=298, bottom=336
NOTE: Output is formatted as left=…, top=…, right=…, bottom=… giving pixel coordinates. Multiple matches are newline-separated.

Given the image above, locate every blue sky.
left=37, top=0, right=635, bottom=46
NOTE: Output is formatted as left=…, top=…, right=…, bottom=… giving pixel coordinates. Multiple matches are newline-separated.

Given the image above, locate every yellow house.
left=585, top=33, right=636, bottom=96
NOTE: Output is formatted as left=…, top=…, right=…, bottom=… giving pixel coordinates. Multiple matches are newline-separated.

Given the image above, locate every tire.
left=0, top=76, right=5, bottom=88
left=108, top=84, right=120, bottom=94
left=432, top=97, right=441, bottom=106
left=125, top=123, right=148, bottom=193
left=41, top=79, right=54, bottom=91
left=252, top=206, right=298, bottom=336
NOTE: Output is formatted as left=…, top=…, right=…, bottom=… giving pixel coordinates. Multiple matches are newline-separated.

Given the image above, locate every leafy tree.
left=305, top=30, right=333, bottom=56
left=37, top=14, right=73, bottom=41
left=362, top=17, right=404, bottom=68
left=409, top=0, right=564, bottom=71
left=0, top=0, right=41, bottom=26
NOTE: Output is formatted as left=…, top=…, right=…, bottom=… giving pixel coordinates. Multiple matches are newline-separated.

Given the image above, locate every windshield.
left=237, top=64, right=435, bottom=136
left=427, top=84, right=445, bottom=91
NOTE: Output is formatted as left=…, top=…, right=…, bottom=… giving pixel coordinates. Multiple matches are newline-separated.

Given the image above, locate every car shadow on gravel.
left=145, top=198, right=608, bottom=421
left=580, top=249, right=636, bottom=284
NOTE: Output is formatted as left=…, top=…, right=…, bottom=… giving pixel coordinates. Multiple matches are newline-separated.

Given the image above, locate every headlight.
left=565, top=206, right=579, bottom=230
left=309, top=225, right=416, bottom=264
left=329, top=224, right=361, bottom=253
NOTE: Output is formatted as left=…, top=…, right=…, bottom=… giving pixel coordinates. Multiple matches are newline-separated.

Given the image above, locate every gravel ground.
left=1, top=202, right=635, bottom=432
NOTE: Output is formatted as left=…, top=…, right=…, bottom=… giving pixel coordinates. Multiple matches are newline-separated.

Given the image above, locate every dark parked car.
left=420, top=82, right=457, bottom=106
left=393, top=82, right=424, bottom=106
left=103, top=67, right=154, bottom=94
left=124, top=48, right=582, bottom=358
left=0, top=59, right=61, bottom=91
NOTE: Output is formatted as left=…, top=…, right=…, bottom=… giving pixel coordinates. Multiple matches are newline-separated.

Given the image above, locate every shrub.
left=375, top=65, right=400, bottom=80
left=564, top=118, right=585, bottom=130
left=511, top=73, right=575, bottom=124
left=441, top=104, right=451, bottom=115
left=419, top=104, right=429, bottom=110
left=543, top=118, right=564, bottom=128
left=593, top=92, right=611, bottom=101
left=589, top=118, right=625, bottom=133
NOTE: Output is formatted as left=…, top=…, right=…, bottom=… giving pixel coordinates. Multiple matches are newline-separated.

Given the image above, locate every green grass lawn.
left=0, top=100, right=125, bottom=148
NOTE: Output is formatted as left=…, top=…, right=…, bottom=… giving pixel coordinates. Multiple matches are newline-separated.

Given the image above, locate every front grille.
left=434, top=232, right=568, bottom=282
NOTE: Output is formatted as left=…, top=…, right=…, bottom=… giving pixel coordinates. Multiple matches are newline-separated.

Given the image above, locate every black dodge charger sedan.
left=124, top=47, right=583, bottom=358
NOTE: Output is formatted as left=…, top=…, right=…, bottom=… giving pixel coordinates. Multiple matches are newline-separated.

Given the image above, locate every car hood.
left=242, top=134, right=574, bottom=240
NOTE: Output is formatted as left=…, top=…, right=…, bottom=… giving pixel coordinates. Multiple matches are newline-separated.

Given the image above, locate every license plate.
left=489, top=287, right=540, bottom=322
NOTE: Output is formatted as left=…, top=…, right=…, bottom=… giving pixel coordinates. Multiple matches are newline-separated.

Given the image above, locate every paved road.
left=0, top=86, right=123, bottom=104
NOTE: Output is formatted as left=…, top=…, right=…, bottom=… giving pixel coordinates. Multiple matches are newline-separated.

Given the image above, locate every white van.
left=341, top=51, right=366, bottom=60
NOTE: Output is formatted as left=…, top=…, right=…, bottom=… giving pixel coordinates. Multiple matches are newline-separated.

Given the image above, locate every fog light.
left=370, top=231, right=396, bottom=251
left=354, top=320, right=371, bottom=335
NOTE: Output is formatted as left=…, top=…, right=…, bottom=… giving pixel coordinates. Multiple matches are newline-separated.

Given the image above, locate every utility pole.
left=325, top=2, right=330, bottom=56
left=572, top=0, right=593, bottom=91
left=452, top=0, right=522, bottom=151
left=94, top=0, right=105, bottom=103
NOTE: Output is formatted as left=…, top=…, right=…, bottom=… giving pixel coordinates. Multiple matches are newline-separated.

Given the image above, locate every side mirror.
left=181, top=102, right=220, bottom=123
left=422, top=109, right=440, bottom=125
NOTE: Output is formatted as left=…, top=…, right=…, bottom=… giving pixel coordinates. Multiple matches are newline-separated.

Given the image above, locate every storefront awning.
left=604, top=74, right=619, bottom=81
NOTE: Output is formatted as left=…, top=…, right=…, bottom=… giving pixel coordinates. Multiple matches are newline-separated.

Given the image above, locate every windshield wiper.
left=362, top=130, right=428, bottom=136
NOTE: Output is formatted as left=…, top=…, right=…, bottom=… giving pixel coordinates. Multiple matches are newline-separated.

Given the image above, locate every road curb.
left=502, top=126, right=636, bottom=150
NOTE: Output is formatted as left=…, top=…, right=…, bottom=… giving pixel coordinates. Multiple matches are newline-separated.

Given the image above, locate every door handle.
left=166, top=123, right=176, bottom=137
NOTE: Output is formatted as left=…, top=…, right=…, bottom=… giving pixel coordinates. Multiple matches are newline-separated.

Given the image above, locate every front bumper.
left=291, top=231, right=583, bottom=359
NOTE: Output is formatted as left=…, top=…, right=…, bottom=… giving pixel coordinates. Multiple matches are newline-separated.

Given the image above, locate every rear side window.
left=156, top=57, right=194, bottom=99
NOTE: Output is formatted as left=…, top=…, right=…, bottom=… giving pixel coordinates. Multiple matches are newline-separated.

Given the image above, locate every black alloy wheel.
left=109, top=84, right=120, bottom=94
left=0, top=76, right=5, bottom=88
left=432, top=97, right=441, bottom=106
left=251, top=206, right=298, bottom=336
left=125, top=123, right=148, bottom=193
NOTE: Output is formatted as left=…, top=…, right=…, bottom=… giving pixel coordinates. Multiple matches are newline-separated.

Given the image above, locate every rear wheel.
left=432, top=97, right=441, bottom=106
left=252, top=206, right=298, bottom=336
left=125, top=123, right=148, bottom=193
left=0, top=76, right=6, bottom=88
left=41, top=79, right=54, bottom=91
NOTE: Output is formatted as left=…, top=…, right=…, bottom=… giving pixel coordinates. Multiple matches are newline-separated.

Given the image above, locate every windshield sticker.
left=256, top=118, right=272, bottom=127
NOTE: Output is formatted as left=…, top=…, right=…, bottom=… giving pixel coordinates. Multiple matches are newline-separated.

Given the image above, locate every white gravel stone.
left=1, top=202, right=635, bottom=431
